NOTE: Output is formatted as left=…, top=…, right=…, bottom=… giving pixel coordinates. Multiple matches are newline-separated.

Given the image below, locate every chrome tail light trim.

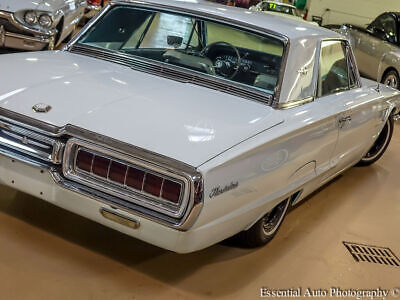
left=0, top=108, right=204, bottom=230
left=63, top=138, right=191, bottom=219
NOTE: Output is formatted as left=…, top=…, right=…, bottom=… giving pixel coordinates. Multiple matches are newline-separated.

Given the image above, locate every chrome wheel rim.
left=262, top=199, right=290, bottom=236
left=385, top=74, right=398, bottom=88
left=363, top=118, right=391, bottom=162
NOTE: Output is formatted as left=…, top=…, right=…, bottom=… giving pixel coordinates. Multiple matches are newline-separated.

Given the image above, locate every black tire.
left=357, top=115, right=394, bottom=166
left=235, top=198, right=290, bottom=248
left=382, top=70, right=400, bottom=90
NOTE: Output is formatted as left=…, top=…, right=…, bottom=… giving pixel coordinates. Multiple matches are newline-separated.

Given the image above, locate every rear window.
left=77, top=6, right=285, bottom=95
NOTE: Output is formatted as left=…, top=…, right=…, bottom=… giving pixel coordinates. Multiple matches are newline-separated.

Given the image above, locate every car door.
left=355, top=13, right=399, bottom=80
left=316, top=40, right=380, bottom=178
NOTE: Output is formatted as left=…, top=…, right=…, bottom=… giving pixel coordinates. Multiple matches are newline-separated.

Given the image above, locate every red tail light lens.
left=126, top=167, right=145, bottom=190
left=92, top=156, right=110, bottom=178
left=74, top=147, right=186, bottom=209
left=162, top=180, right=182, bottom=203
left=76, top=150, right=93, bottom=172
left=109, top=161, right=127, bottom=184
left=144, top=173, right=163, bottom=197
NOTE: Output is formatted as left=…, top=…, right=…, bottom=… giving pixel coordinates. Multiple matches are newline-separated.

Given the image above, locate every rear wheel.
left=382, top=70, right=400, bottom=89
left=235, top=198, right=290, bottom=248
left=357, top=115, right=394, bottom=166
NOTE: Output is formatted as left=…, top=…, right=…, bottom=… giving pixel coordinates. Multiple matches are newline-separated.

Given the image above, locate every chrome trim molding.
left=50, top=168, right=204, bottom=231
left=63, top=138, right=191, bottom=219
left=100, top=208, right=140, bottom=229
left=0, top=108, right=204, bottom=230
left=274, top=96, right=314, bottom=110
left=0, top=119, right=64, bottom=164
left=70, top=44, right=273, bottom=105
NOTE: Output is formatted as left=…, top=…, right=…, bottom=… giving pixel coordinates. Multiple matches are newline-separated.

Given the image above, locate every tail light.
left=75, top=149, right=183, bottom=205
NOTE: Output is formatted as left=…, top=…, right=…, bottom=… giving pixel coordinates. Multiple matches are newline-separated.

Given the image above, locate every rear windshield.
left=77, top=6, right=285, bottom=95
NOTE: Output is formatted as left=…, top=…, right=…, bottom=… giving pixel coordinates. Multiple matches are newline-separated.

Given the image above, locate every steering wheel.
left=200, top=41, right=242, bottom=79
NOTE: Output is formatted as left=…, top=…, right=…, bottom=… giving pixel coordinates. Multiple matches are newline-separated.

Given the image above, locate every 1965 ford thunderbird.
left=0, top=0, right=399, bottom=253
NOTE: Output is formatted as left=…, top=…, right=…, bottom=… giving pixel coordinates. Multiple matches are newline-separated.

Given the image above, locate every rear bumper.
left=0, top=154, right=187, bottom=252
left=0, top=11, right=56, bottom=51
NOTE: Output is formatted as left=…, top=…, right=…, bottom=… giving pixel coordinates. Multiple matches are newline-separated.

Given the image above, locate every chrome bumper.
left=0, top=11, right=56, bottom=51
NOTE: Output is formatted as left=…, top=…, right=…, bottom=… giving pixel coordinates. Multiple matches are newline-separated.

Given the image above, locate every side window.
left=369, top=14, right=398, bottom=44
left=318, top=40, right=349, bottom=97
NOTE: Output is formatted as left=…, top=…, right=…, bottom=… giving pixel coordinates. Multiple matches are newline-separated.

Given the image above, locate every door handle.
left=339, top=116, right=352, bottom=128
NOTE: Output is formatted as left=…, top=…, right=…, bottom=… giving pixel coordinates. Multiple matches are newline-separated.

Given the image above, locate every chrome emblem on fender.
left=33, top=103, right=52, bottom=113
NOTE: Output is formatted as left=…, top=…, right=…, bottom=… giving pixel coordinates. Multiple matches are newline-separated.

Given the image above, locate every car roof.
left=113, top=0, right=340, bottom=41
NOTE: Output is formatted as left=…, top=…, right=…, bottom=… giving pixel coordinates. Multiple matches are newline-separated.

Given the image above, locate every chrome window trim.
left=274, top=96, right=314, bottom=110
left=65, top=1, right=290, bottom=106
left=63, top=138, right=191, bottom=218
left=316, top=38, right=362, bottom=99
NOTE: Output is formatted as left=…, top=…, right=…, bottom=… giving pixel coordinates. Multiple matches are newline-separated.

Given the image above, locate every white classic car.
left=0, top=0, right=86, bottom=51
left=0, top=0, right=399, bottom=253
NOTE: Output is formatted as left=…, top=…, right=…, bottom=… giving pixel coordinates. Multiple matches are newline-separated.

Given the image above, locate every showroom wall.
left=307, top=0, right=400, bottom=27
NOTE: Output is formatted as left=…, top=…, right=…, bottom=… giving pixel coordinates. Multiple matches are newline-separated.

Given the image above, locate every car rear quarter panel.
left=193, top=82, right=400, bottom=245
left=192, top=104, right=339, bottom=241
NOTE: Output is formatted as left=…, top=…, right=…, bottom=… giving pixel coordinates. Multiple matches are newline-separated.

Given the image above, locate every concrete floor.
left=0, top=122, right=399, bottom=299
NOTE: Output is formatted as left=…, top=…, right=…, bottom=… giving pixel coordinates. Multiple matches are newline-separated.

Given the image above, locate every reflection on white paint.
left=111, top=77, right=127, bottom=85
left=295, top=110, right=308, bottom=116
left=185, top=125, right=215, bottom=142
left=249, top=117, right=261, bottom=124
left=0, top=88, right=26, bottom=102
left=25, top=58, right=38, bottom=62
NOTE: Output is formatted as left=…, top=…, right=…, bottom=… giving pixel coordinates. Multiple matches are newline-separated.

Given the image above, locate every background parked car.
left=328, top=12, right=400, bottom=89
left=0, top=0, right=86, bottom=51
left=249, top=1, right=301, bottom=17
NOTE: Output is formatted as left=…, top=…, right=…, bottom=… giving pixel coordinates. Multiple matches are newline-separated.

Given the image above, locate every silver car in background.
left=329, top=12, right=400, bottom=89
left=0, top=0, right=86, bottom=51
